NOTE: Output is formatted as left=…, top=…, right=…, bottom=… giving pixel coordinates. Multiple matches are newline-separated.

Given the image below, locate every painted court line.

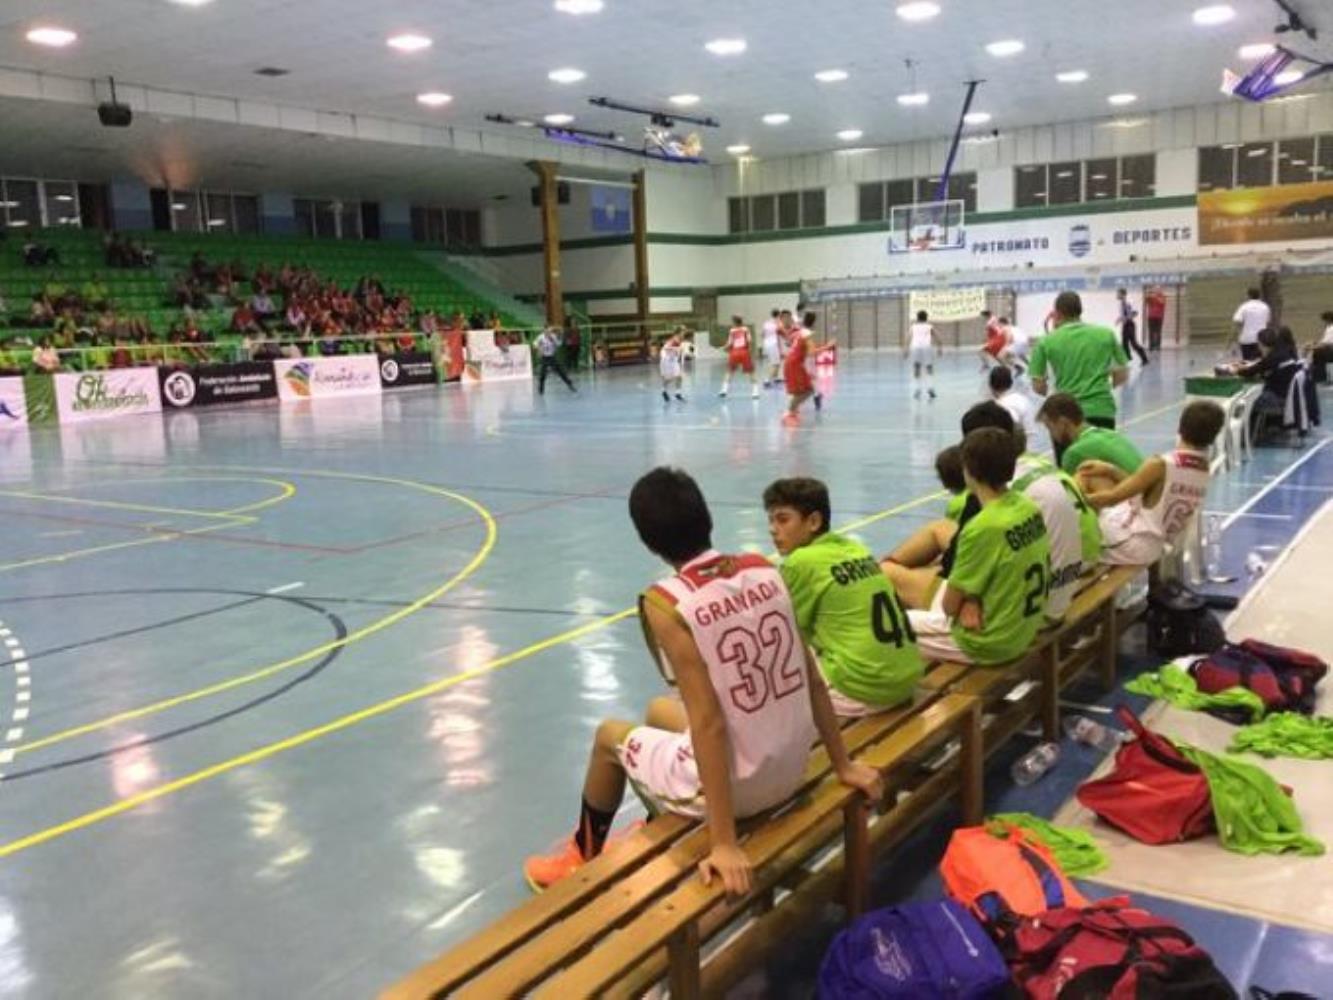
left=1223, top=439, right=1330, bottom=532
left=0, top=619, right=29, bottom=782
left=266, top=582, right=306, bottom=595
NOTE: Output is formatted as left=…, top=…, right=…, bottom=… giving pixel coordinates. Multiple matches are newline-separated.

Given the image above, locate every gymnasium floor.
left=0, top=349, right=1327, bottom=997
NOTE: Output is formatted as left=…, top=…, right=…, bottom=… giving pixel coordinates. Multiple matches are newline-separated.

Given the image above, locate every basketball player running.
left=524, top=468, right=882, bottom=892
left=719, top=315, right=760, bottom=399
left=761, top=309, right=783, bottom=387
left=979, top=310, right=1009, bottom=370
left=783, top=311, right=834, bottom=426
left=905, top=310, right=940, bottom=400
left=659, top=331, right=686, bottom=402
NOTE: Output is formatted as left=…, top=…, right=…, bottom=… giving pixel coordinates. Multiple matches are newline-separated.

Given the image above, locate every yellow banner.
left=1198, top=180, right=1333, bottom=246
left=907, top=286, right=987, bottom=323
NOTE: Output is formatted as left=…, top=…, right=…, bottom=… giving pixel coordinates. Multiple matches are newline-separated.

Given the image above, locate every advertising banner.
left=159, top=362, right=278, bottom=409
left=907, top=286, right=987, bottom=322
left=273, top=355, right=382, bottom=401
left=378, top=351, right=437, bottom=390
left=1198, top=180, right=1333, bottom=246
left=54, top=367, right=161, bottom=424
left=0, top=376, right=26, bottom=429
left=463, top=331, right=533, bottom=384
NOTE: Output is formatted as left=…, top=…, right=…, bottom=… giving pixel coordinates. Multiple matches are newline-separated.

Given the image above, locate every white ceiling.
left=1, top=0, right=1331, bottom=197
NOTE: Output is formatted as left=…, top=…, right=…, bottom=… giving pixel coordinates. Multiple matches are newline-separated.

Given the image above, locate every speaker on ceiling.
left=97, top=76, right=132, bottom=128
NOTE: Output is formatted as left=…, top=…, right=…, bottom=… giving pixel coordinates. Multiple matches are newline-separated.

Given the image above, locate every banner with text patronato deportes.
left=0, top=376, right=25, bottom=429
left=54, top=367, right=162, bottom=424
left=907, top=286, right=987, bottom=322
left=463, top=330, right=533, bottom=384
left=160, top=362, right=278, bottom=408
left=273, top=355, right=382, bottom=401
left=378, top=351, right=437, bottom=390
left=1198, top=180, right=1333, bottom=246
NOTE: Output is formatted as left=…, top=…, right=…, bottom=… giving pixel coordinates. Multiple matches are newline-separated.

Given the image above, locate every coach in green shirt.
left=765, top=478, right=924, bottom=716
left=1037, top=392, right=1144, bottom=478
left=1030, top=291, right=1130, bottom=445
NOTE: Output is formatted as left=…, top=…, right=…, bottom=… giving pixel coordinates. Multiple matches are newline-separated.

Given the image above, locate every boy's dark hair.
left=1179, top=400, right=1226, bottom=449
left=762, top=477, right=831, bottom=535
left=980, top=309, right=992, bottom=319
left=962, top=428, right=1018, bottom=489
left=1036, top=392, right=1084, bottom=424
left=1277, top=326, right=1297, bottom=353
left=629, top=467, right=713, bottom=564
left=1321, top=311, right=1333, bottom=323
left=732, top=314, right=743, bottom=325
left=1054, top=291, right=1083, bottom=318
left=802, top=310, right=817, bottom=329
left=1248, top=287, right=1261, bottom=300
left=1257, top=327, right=1278, bottom=349
left=916, top=310, right=928, bottom=322
left=961, top=400, right=1015, bottom=436
left=934, top=446, right=966, bottom=494
left=771, top=308, right=780, bottom=318
left=989, top=366, right=1014, bottom=393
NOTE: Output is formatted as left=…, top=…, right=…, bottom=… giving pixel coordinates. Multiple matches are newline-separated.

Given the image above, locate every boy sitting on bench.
left=1078, top=400, right=1226, bottom=568
left=907, top=428, right=1051, bottom=665
left=525, top=467, right=882, bottom=895
left=764, top=477, right=925, bottom=718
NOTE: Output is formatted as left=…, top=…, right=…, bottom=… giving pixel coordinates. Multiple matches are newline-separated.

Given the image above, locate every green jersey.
left=1015, top=453, right=1101, bottom=566
left=780, top=532, right=924, bottom=707
left=947, top=490, right=1050, bottom=665
left=945, top=491, right=968, bottom=522
left=1060, top=425, right=1144, bottom=478
left=1029, top=321, right=1129, bottom=421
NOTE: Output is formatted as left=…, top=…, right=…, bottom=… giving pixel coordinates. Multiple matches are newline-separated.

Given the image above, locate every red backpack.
left=1007, top=901, right=1237, bottom=999
left=1075, top=708, right=1214, bottom=845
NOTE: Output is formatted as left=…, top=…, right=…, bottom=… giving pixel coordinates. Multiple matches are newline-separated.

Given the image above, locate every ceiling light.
left=1056, top=170, right=1074, bottom=179
left=986, top=39, right=1025, bottom=57
left=416, top=92, right=453, bottom=107
left=544, top=113, right=575, bottom=125
left=1193, top=5, right=1235, bottom=26
left=7, top=220, right=30, bottom=228
left=207, top=218, right=227, bottom=227
left=815, top=69, right=849, bottom=83
left=1275, top=69, right=1304, bottom=86
left=1108, top=93, right=1137, bottom=106
left=1238, top=42, right=1275, bottom=60
left=26, top=26, right=78, bottom=47
left=0, top=201, right=16, bottom=209
left=963, top=111, right=991, bottom=125
left=896, top=2, right=941, bottom=21
left=837, top=129, right=864, bottom=141
left=1247, top=146, right=1270, bottom=157
left=167, top=0, right=216, bottom=6
left=897, top=92, right=929, bottom=106
left=1291, top=159, right=1308, bottom=167
left=548, top=67, right=586, bottom=84
left=705, top=38, right=747, bottom=56
left=554, top=0, right=604, bottom=13
left=668, top=94, right=700, bottom=106
left=171, top=203, right=188, bottom=211
left=386, top=33, right=432, bottom=52
left=54, top=194, right=73, bottom=202
left=762, top=113, right=790, bottom=125
left=1089, top=173, right=1108, bottom=181
left=726, top=144, right=751, bottom=155
left=1056, top=70, right=1089, bottom=83
left=1100, top=117, right=1147, bottom=129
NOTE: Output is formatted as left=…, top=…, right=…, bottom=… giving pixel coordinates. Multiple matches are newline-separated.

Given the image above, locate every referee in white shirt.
left=535, top=327, right=577, bottom=394
left=1233, top=288, right=1272, bottom=362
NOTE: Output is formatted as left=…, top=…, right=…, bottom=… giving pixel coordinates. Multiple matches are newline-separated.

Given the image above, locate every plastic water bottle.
left=1010, top=742, right=1060, bottom=787
left=1204, top=515, right=1225, bottom=581
left=1062, top=716, right=1125, bottom=753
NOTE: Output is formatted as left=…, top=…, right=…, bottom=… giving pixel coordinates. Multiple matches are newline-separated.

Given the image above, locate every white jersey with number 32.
left=642, top=551, right=816, bottom=817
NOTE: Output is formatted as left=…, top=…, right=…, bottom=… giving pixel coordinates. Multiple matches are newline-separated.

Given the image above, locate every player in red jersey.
left=979, top=309, right=1008, bottom=370
left=719, top=315, right=759, bottom=399
left=783, top=311, right=835, bottom=426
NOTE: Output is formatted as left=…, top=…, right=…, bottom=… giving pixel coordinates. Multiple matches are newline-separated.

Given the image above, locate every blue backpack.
left=818, top=899, right=1012, bottom=999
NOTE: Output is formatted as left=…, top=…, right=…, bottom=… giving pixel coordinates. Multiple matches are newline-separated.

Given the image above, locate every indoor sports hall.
left=0, top=2, right=1331, bottom=998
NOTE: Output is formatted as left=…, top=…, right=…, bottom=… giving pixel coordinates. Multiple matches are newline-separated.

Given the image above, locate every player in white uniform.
left=761, top=309, right=783, bottom=387
left=1080, top=401, right=1225, bottom=567
left=905, top=310, right=940, bottom=400
left=524, top=468, right=882, bottom=893
left=659, top=332, right=685, bottom=402
left=1012, top=450, right=1099, bottom=624
left=1002, top=318, right=1030, bottom=373
left=719, top=315, right=760, bottom=399
left=990, top=366, right=1037, bottom=441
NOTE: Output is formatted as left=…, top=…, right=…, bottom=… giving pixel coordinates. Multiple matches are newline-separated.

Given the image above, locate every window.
left=205, top=192, right=233, bottom=232
left=1, top=179, right=40, bottom=230
left=293, top=198, right=358, bottom=238
left=750, top=194, right=776, bottom=232
left=857, top=183, right=885, bottom=223
left=171, top=190, right=203, bottom=233
left=234, top=195, right=261, bottom=235
left=802, top=189, right=826, bottom=228
left=1015, top=165, right=1047, bottom=208
left=1238, top=142, right=1274, bottom=188
left=1318, top=134, right=1333, bottom=183
left=1049, top=161, right=1082, bottom=205
left=858, top=174, right=974, bottom=222
left=1198, top=145, right=1236, bottom=192
left=915, top=176, right=943, bottom=204
left=728, top=196, right=750, bottom=233
left=886, top=178, right=916, bottom=218
left=1278, top=137, right=1317, bottom=185
left=1085, top=158, right=1118, bottom=200
left=777, top=190, right=800, bottom=230
left=946, top=173, right=978, bottom=213
left=1119, top=154, right=1156, bottom=198
left=42, top=180, right=80, bottom=227
left=338, top=201, right=362, bottom=240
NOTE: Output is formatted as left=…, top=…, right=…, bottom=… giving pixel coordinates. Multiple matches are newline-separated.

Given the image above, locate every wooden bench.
left=384, top=565, right=1146, bottom=999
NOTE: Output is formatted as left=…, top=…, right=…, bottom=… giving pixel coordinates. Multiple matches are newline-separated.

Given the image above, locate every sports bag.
left=1075, top=708, right=1214, bottom=845
left=1144, top=582, right=1226, bottom=658
left=1239, top=640, right=1326, bottom=714
left=940, top=823, right=1089, bottom=926
left=817, top=899, right=1012, bottom=1000
left=1008, top=900, right=1237, bottom=1000
left=1193, top=640, right=1326, bottom=719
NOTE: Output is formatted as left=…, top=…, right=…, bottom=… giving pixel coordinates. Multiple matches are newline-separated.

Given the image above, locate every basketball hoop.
left=889, top=199, right=965, bottom=254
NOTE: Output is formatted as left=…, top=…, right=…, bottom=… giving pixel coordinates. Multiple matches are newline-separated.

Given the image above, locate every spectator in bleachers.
left=32, top=337, right=61, bottom=373
left=29, top=294, right=55, bottom=327
left=468, top=309, right=486, bottom=331
left=22, top=239, right=59, bottom=267
left=110, top=335, right=133, bottom=369
left=252, top=263, right=275, bottom=294
left=0, top=340, right=22, bottom=376
left=318, top=327, right=343, bottom=357
left=189, top=250, right=211, bottom=282
left=284, top=301, right=311, bottom=336
left=251, top=288, right=278, bottom=329
left=420, top=311, right=440, bottom=337
left=82, top=274, right=110, bottom=310
left=230, top=302, right=262, bottom=336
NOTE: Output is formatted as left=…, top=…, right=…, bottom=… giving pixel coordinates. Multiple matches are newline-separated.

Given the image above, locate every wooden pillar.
left=528, top=160, right=565, bottom=327
left=632, top=169, right=650, bottom=322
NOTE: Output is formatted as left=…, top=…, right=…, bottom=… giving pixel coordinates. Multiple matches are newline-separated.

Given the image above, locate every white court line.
left=0, top=619, right=30, bottom=781
left=3, top=638, right=18, bottom=648
left=11, top=709, right=28, bottom=723
left=266, top=582, right=305, bottom=595
left=1203, top=510, right=1293, bottom=521
left=1223, top=439, right=1331, bottom=532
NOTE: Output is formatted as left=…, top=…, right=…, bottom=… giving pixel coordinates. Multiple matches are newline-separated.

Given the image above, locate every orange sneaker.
left=524, top=836, right=585, bottom=892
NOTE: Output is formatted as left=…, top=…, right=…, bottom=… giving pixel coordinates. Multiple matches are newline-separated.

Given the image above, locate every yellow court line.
left=0, top=488, right=253, bottom=523
left=12, top=476, right=496, bottom=757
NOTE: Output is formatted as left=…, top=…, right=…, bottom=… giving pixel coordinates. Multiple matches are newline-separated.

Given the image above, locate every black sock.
left=575, top=798, right=617, bottom=859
